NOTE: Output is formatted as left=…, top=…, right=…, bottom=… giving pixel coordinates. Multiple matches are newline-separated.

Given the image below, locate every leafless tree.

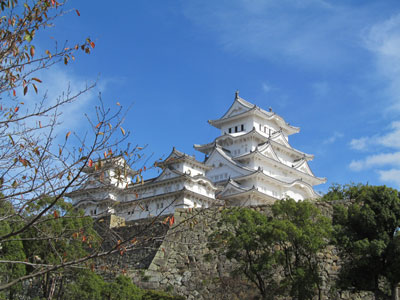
left=0, top=0, right=147, bottom=294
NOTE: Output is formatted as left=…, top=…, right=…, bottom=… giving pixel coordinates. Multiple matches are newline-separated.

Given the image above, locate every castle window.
left=229, top=128, right=232, bottom=133
left=235, top=126, right=238, bottom=133
left=241, top=124, right=244, bottom=131
left=259, top=124, right=262, bottom=131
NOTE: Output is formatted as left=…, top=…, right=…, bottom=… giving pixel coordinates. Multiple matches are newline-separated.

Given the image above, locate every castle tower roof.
left=208, top=92, right=300, bottom=136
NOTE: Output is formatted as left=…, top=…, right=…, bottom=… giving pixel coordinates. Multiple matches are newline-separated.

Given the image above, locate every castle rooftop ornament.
left=68, top=92, right=326, bottom=220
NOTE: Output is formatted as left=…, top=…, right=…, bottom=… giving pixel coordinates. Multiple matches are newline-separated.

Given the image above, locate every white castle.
left=68, top=92, right=326, bottom=220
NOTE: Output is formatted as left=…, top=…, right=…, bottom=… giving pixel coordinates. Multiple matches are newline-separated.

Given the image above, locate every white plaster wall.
left=274, top=150, right=295, bottom=167
left=206, top=164, right=243, bottom=182
left=182, top=164, right=205, bottom=176
left=285, top=188, right=306, bottom=202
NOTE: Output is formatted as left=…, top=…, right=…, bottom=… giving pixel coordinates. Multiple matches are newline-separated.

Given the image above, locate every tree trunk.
left=392, top=283, right=399, bottom=300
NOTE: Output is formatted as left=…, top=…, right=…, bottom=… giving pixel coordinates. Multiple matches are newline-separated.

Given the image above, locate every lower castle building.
left=68, top=92, right=326, bottom=220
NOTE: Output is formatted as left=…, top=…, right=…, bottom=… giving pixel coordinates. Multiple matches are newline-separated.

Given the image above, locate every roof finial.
left=235, top=90, right=240, bottom=99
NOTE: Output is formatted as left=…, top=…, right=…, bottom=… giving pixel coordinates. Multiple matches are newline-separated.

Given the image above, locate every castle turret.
left=194, top=92, right=326, bottom=205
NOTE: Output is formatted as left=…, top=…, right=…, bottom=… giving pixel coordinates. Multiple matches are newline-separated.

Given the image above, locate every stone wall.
left=106, top=203, right=374, bottom=299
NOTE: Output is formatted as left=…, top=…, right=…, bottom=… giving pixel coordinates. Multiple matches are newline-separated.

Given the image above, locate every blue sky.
left=33, top=0, right=400, bottom=193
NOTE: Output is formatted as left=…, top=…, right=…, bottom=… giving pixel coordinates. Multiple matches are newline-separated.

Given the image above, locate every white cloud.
left=182, top=0, right=372, bottom=69
left=262, top=82, right=272, bottom=93
left=19, top=65, right=100, bottom=136
left=378, top=121, right=400, bottom=148
left=349, top=137, right=369, bottom=151
left=364, top=13, right=400, bottom=111
left=378, top=169, right=400, bottom=187
left=349, top=152, right=400, bottom=171
left=350, top=121, right=400, bottom=151
left=323, top=131, right=343, bottom=144
left=312, top=81, right=330, bottom=98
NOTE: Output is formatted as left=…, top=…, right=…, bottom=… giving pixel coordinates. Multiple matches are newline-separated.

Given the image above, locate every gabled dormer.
left=158, top=147, right=210, bottom=176
left=208, top=92, right=299, bottom=137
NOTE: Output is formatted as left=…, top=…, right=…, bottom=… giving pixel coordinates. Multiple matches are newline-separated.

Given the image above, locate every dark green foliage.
left=333, top=184, right=400, bottom=299
left=321, top=183, right=364, bottom=201
left=65, top=270, right=107, bottom=300
left=0, top=201, right=26, bottom=300
left=210, top=199, right=332, bottom=300
left=272, top=199, right=332, bottom=300
left=21, top=197, right=99, bottom=267
left=64, top=271, right=183, bottom=300
left=210, top=208, right=282, bottom=299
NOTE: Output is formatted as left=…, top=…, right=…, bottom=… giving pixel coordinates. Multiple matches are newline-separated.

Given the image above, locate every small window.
left=235, top=126, right=238, bottom=133
left=229, top=128, right=232, bottom=133
left=264, top=126, right=267, bottom=133
left=259, top=124, right=262, bottom=131
left=241, top=124, right=244, bottom=131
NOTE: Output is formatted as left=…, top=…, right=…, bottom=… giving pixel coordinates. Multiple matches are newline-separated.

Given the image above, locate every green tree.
left=321, top=183, right=363, bottom=201
left=272, top=199, right=332, bottom=300
left=209, top=208, right=282, bottom=299
left=65, top=271, right=184, bottom=300
left=210, top=199, right=332, bottom=300
left=333, top=184, right=400, bottom=300
left=0, top=201, right=26, bottom=300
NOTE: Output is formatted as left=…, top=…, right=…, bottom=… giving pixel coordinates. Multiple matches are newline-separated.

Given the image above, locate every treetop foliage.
left=333, top=184, right=400, bottom=299
left=210, top=198, right=332, bottom=300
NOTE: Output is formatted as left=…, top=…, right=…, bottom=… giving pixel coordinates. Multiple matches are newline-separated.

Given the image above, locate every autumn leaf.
left=53, top=210, right=59, bottom=219
left=88, top=159, right=93, bottom=167
left=75, top=9, right=80, bottom=16
left=95, top=122, right=102, bottom=128
left=32, top=83, right=38, bottom=94
left=14, top=106, right=19, bottom=113
left=13, top=90, right=16, bottom=97
left=65, top=131, right=71, bottom=140
left=24, top=33, right=32, bottom=42
left=23, top=85, right=28, bottom=95
left=32, top=78, right=42, bottom=83
left=30, top=46, right=35, bottom=57
left=120, top=127, right=126, bottom=136
left=90, top=41, right=95, bottom=48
